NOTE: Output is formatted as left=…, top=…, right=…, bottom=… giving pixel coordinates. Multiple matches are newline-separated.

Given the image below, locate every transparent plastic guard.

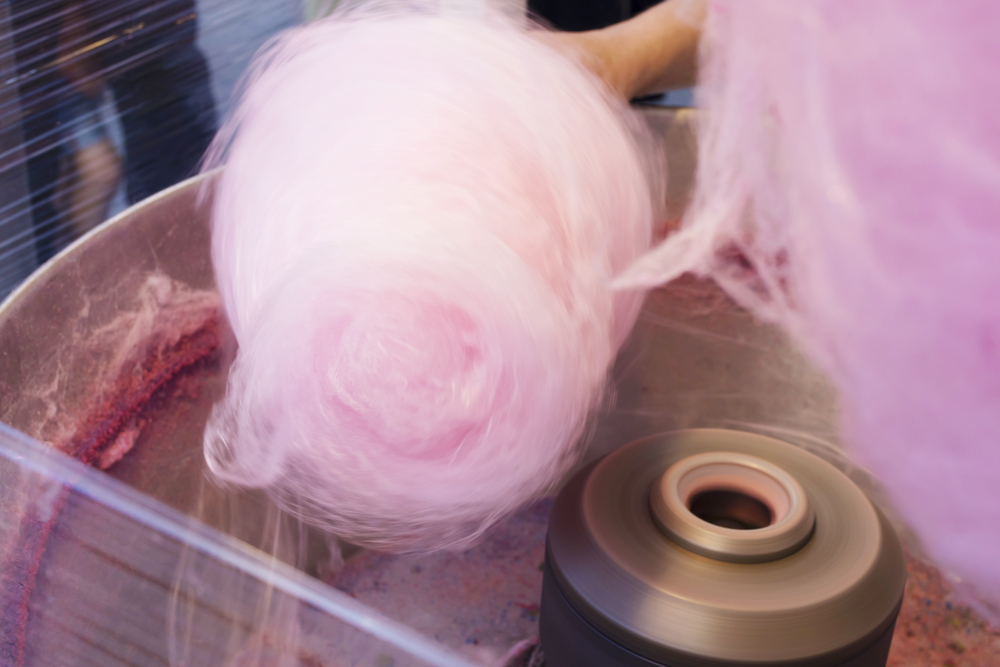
left=0, top=422, right=477, bottom=667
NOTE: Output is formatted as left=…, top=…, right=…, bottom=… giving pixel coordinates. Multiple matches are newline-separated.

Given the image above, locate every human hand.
left=539, top=0, right=706, bottom=102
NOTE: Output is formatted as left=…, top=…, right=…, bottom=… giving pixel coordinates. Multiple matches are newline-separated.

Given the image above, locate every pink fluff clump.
left=203, top=9, right=660, bottom=551
left=618, top=1, right=1000, bottom=620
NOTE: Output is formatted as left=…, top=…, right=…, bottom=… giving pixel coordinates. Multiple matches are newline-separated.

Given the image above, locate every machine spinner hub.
left=541, top=429, right=907, bottom=667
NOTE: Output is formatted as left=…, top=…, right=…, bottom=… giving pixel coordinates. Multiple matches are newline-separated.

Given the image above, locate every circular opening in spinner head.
left=688, top=489, right=772, bottom=530
left=650, top=451, right=815, bottom=563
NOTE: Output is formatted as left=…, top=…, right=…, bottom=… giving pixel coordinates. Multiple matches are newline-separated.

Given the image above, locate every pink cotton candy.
left=618, top=1, right=1000, bottom=620
left=202, top=9, right=660, bottom=551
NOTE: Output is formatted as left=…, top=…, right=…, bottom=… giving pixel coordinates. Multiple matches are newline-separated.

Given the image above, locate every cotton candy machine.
left=0, top=108, right=996, bottom=667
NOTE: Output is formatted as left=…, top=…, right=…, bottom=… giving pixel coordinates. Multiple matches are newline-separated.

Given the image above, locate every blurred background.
left=0, top=0, right=691, bottom=300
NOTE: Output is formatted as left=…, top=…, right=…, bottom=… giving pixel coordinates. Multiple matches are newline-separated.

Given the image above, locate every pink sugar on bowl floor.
left=890, top=557, right=1000, bottom=667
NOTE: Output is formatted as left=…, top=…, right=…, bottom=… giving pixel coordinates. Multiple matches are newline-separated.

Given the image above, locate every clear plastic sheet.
left=0, top=421, right=478, bottom=667
left=0, top=0, right=300, bottom=298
